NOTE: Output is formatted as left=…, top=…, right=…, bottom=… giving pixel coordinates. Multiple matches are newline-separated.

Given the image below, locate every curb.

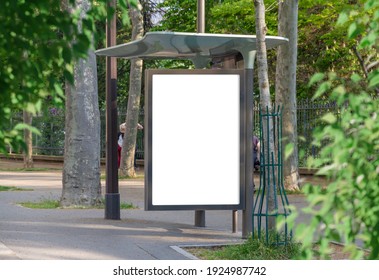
left=0, top=242, right=20, bottom=260
left=172, top=242, right=245, bottom=260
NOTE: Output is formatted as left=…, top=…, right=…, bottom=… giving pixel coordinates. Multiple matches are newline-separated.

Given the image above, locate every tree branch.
left=367, top=60, right=379, bottom=71
left=352, top=45, right=369, bottom=78
left=352, top=45, right=379, bottom=95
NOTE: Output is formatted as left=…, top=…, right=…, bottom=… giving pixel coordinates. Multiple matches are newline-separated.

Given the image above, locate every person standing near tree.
left=118, top=122, right=143, bottom=169
left=253, top=135, right=260, bottom=171
left=117, top=123, right=126, bottom=168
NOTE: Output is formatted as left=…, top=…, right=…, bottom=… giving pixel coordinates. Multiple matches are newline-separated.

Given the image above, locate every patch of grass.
left=118, top=174, right=144, bottom=180
left=187, top=235, right=301, bottom=260
left=19, top=199, right=137, bottom=209
left=0, top=185, right=32, bottom=191
left=120, top=202, right=136, bottom=209
left=19, top=199, right=60, bottom=209
left=254, top=186, right=326, bottom=196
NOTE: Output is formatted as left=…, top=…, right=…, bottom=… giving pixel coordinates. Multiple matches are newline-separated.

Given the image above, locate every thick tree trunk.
left=254, top=0, right=276, bottom=230
left=23, top=110, right=33, bottom=168
left=61, top=0, right=101, bottom=207
left=120, top=2, right=144, bottom=177
left=275, top=0, right=300, bottom=191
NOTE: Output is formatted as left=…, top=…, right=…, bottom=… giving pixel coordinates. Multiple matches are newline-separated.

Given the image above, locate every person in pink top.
left=253, top=135, right=260, bottom=171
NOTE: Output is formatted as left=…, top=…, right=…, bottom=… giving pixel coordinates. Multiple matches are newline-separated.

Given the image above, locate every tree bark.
left=120, top=1, right=144, bottom=177
left=275, top=0, right=300, bottom=191
left=61, top=0, right=102, bottom=207
left=23, top=110, right=33, bottom=168
left=254, top=0, right=276, bottom=230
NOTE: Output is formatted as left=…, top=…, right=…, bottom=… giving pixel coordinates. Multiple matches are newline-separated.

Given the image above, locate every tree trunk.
left=23, top=110, right=33, bottom=168
left=120, top=1, right=144, bottom=178
left=61, top=0, right=102, bottom=207
left=254, top=0, right=276, bottom=230
left=275, top=0, right=300, bottom=191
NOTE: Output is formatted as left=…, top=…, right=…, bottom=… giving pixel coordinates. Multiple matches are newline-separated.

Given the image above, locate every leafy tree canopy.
left=155, top=0, right=373, bottom=98
left=0, top=0, right=135, bottom=153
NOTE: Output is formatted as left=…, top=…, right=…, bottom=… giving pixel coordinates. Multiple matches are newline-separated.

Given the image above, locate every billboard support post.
left=195, top=0, right=206, bottom=227
left=238, top=49, right=256, bottom=238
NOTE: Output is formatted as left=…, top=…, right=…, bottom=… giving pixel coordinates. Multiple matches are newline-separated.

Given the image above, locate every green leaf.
left=312, top=81, right=331, bottom=100
left=25, top=103, right=37, bottom=115
left=348, top=22, right=360, bottom=38
left=285, top=143, right=294, bottom=160
left=374, top=10, right=379, bottom=21
left=332, top=85, right=346, bottom=96
left=364, top=0, right=378, bottom=10
left=322, top=112, right=337, bottom=124
left=308, top=73, right=325, bottom=87
left=13, top=123, right=41, bottom=136
left=360, top=31, right=377, bottom=48
left=54, top=83, right=64, bottom=98
left=368, top=73, right=379, bottom=88
left=62, top=48, right=72, bottom=63
left=121, top=13, right=131, bottom=26
left=336, top=12, right=349, bottom=26
left=129, top=0, right=138, bottom=8
left=351, top=73, right=362, bottom=83
left=118, top=0, right=128, bottom=9
left=328, top=72, right=338, bottom=81
left=64, top=64, right=74, bottom=84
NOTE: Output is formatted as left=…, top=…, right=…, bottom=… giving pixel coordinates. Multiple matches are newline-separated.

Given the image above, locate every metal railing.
left=296, top=99, right=340, bottom=165
left=253, top=105, right=291, bottom=245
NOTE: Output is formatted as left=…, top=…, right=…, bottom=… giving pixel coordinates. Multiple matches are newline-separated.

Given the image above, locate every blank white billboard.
left=145, top=69, right=245, bottom=210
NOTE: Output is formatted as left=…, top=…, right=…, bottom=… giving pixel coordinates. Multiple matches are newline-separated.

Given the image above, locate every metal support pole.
left=195, top=210, right=206, bottom=227
left=242, top=67, right=254, bottom=238
left=105, top=0, right=120, bottom=220
left=194, top=0, right=206, bottom=227
left=197, top=0, right=205, bottom=33
left=232, top=210, right=238, bottom=233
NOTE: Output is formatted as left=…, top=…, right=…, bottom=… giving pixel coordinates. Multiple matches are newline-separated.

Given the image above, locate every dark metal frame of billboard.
left=144, top=69, right=245, bottom=211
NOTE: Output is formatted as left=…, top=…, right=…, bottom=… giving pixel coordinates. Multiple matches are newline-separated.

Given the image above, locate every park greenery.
left=0, top=186, right=31, bottom=192
left=19, top=199, right=135, bottom=209
left=155, top=0, right=368, bottom=98
left=0, top=0, right=135, bottom=154
left=290, top=0, right=379, bottom=259
left=188, top=234, right=300, bottom=260
left=2, top=1, right=373, bottom=154
left=2, top=1, right=375, bottom=146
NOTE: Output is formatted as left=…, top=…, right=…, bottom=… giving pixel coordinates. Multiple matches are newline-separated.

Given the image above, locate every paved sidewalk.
left=0, top=170, right=309, bottom=260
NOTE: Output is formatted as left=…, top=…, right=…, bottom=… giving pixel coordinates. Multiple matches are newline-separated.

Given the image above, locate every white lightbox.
left=145, top=69, right=245, bottom=210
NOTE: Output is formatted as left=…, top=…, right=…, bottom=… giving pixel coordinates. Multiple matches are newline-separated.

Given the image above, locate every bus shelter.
left=95, top=31, right=288, bottom=237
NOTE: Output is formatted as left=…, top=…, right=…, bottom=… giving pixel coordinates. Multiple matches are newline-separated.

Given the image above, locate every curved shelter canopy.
left=95, top=31, right=288, bottom=62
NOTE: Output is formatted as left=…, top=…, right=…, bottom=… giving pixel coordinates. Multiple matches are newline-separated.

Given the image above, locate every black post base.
left=195, top=210, right=206, bottom=227
left=105, top=193, right=120, bottom=220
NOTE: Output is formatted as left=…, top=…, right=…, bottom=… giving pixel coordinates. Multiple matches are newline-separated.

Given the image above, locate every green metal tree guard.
left=252, top=105, right=292, bottom=245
